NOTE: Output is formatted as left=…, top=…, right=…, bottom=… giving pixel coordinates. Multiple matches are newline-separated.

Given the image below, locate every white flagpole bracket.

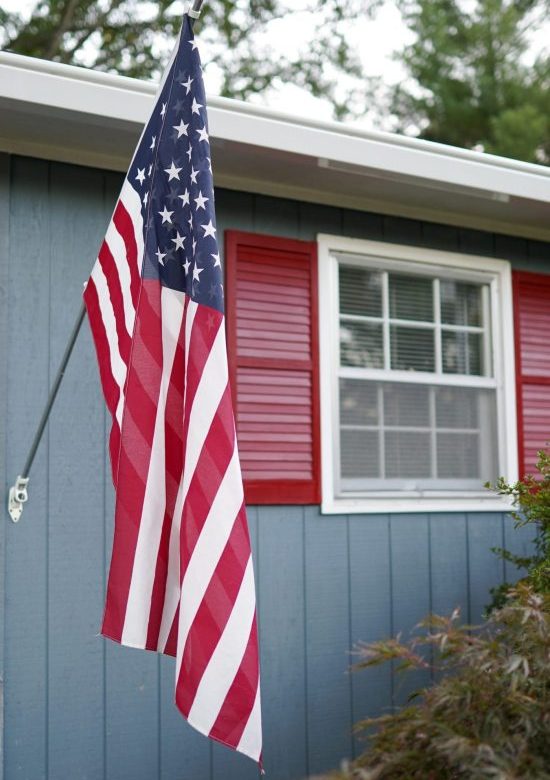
left=8, top=476, right=29, bottom=523
left=187, top=0, right=205, bottom=19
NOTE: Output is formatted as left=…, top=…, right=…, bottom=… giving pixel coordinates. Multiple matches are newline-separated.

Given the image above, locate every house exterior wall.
left=1, top=154, right=543, bottom=780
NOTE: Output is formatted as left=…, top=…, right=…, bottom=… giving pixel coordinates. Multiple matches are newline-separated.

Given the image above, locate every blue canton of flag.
left=135, top=20, right=222, bottom=312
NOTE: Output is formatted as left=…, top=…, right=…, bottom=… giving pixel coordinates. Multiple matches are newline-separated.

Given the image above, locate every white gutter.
left=1, top=50, right=549, bottom=208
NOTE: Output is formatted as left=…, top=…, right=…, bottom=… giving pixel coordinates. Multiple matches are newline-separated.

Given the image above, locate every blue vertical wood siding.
left=1, top=155, right=544, bottom=780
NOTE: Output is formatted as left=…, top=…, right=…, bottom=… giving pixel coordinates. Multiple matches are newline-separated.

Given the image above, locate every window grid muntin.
left=339, top=381, right=489, bottom=483
left=338, top=265, right=492, bottom=379
left=337, top=260, right=497, bottom=493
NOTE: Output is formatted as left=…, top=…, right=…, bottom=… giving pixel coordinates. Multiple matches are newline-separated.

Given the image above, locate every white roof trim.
left=1, top=51, right=550, bottom=240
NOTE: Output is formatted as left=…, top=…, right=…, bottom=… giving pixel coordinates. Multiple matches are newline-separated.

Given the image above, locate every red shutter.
left=513, top=270, right=550, bottom=477
left=225, top=230, right=321, bottom=504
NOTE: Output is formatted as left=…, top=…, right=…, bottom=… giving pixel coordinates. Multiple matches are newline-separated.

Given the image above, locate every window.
left=319, top=235, right=517, bottom=513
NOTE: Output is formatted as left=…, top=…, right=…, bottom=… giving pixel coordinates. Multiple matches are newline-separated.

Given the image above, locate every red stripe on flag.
left=113, top=200, right=141, bottom=309
left=181, top=307, right=224, bottom=463
left=101, top=280, right=163, bottom=643
left=145, top=302, right=188, bottom=650
left=180, top=384, right=236, bottom=568
left=157, top=306, right=224, bottom=651
left=83, top=277, right=122, bottom=484
left=208, top=612, right=260, bottom=750
left=97, top=240, right=132, bottom=364
left=176, top=505, right=249, bottom=718
left=165, top=605, right=179, bottom=658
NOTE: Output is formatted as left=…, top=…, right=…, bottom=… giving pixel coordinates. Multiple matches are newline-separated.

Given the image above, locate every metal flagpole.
left=188, top=0, right=206, bottom=19
left=7, top=0, right=208, bottom=524
left=8, top=303, right=86, bottom=522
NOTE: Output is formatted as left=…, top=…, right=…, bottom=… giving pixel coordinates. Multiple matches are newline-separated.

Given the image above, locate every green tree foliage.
left=392, top=0, right=550, bottom=163
left=0, top=0, right=375, bottom=118
left=487, top=448, right=550, bottom=609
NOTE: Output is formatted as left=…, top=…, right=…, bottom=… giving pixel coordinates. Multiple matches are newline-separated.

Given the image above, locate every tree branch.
left=44, top=0, right=80, bottom=59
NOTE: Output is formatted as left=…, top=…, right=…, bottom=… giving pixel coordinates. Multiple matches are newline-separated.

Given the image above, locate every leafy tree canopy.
left=391, top=0, right=550, bottom=163
left=1, top=0, right=549, bottom=162
left=0, top=0, right=376, bottom=119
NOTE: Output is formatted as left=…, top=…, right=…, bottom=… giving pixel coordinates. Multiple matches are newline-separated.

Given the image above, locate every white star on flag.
left=194, top=191, right=209, bottom=210
left=135, top=168, right=146, bottom=184
left=178, top=188, right=190, bottom=206
left=181, top=75, right=193, bottom=93
left=159, top=206, right=173, bottom=224
left=173, top=120, right=189, bottom=138
left=171, top=232, right=185, bottom=250
left=164, top=162, right=182, bottom=181
left=155, top=247, right=166, bottom=265
left=196, top=126, right=209, bottom=143
left=201, top=220, right=216, bottom=238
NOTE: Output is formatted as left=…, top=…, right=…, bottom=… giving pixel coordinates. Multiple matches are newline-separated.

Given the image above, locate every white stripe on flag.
left=175, top=447, right=244, bottom=671
left=237, top=686, right=262, bottom=761
left=121, top=288, right=185, bottom=648
left=119, top=179, right=145, bottom=276
left=105, top=219, right=136, bottom=338
left=187, top=557, right=256, bottom=734
left=157, top=313, right=229, bottom=651
left=91, top=263, right=127, bottom=427
left=156, top=299, right=196, bottom=649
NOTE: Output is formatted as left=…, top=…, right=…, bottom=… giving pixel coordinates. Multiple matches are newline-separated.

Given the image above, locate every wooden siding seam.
left=427, top=515, right=434, bottom=682
left=0, top=152, right=11, bottom=780
left=387, top=514, right=395, bottom=710
left=345, top=515, right=355, bottom=759
left=45, top=159, right=53, bottom=780
left=465, top=514, right=472, bottom=625
left=301, top=506, right=310, bottom=780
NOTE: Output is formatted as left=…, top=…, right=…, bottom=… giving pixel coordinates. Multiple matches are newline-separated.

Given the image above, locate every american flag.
left=84, top=13, right=262, bottom=765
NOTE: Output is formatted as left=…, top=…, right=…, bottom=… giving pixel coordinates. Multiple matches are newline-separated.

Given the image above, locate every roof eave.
left=1, top=51, right=549, bottom=242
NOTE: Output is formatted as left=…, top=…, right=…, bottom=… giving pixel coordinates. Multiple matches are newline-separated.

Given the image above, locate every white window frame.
left=318, top=234, right=518, bottom=514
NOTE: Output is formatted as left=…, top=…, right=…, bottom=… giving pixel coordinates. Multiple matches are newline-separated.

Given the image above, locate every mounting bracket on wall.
left=8, top=476, right=29, bottom=523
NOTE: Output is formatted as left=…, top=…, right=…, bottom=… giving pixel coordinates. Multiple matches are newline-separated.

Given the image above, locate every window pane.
left=337, top=380, right=498, bottom=491
left=440, top=281, right=482, bottom=326
left=384, top=383, right=430, bottom=426
left=385, top=431, right=432, bottom=478
left=437, top=433, right=479, bottom=478
left=442, top=331, right=482, bottom=375
left=340, top=322, right=383, bottom=368
left=341, top=430, right=379, bottom=478
left=340, top=378, right=378, bottom=426
left=391, top=326, right=435, bottom=372
left=339, top=266, right=382, bottom=317
left=389, top=274, right=433, bottom=322
left=436, top=386, right=479, bottom=428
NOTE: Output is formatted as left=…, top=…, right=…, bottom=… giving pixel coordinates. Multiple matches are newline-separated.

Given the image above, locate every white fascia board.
left=210, top=105, right=550, bottom=205
left=1, top=51, right=550, bottom=206
left=0, top=53, right=154, bottom=125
